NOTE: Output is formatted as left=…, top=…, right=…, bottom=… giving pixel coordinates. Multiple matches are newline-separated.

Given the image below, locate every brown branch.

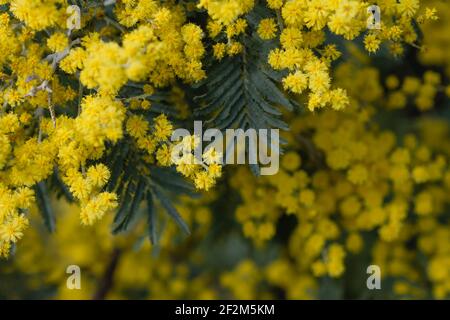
left=297, top=133, right=326, bottom=168
left=92, top=248, right=122, bottom=300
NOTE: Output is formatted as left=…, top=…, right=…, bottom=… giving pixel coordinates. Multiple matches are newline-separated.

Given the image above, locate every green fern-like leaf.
left=107, top=137, right=193, bottom=238
left=34, top=182, right=56, bottom=233
left=194, top=8, right=295, bottom=132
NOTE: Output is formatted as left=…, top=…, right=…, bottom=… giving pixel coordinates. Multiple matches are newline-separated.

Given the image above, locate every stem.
left=35, top=107, right=44, bottom=143
left=122, top=93, right=153, bottom=102
left=48, top=92, right=56, bottom=128
left=276, top=9, right=284, bottom=32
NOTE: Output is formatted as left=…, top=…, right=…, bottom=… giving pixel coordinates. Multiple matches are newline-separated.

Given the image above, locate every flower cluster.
left=201, top=0, right=438, bottom=113
left=0, top=0, right=210, bottom=257
left=227, top=51, right=450, bottom=297
left=125, top=112, right=222, bottom=191
left=385, top=71, right=445, bottom=111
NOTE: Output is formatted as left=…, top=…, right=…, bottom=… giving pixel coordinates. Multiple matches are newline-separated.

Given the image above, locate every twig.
left=104, top=16, right=125, bottom=33
left=77, top=77, right=83, bottom=116
left=25, top=39, right=81, bottom=128
left=37, top=108, right=43, bottom=143
left=48, top=92, right=56, bottom=128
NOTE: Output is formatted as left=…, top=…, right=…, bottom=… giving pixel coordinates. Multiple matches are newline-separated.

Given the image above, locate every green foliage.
left=34, top=182, right=56, bottom=233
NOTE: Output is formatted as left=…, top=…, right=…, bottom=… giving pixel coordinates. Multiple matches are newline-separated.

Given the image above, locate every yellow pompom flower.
left=213, top=43, right=227, bottom=60
left=194, top=171, right=215, bottom=191
left=153, top=114, right=173, bottom=142
left=257, top=18, right=278, bottom=40
left=156, top=144, right=174, bottom=166
left=0, top=214, right=29, bottom=243
left=87, top=164, right=111, bottom=188
left=398, top=0, right=419, bottom=18
left=283, top=71, right=308, bottom=94
left=47, top=32, right=68, bottom=53
left=364, top=34, right=381, bottom=53
left=80, top=192, right=118, bottom=225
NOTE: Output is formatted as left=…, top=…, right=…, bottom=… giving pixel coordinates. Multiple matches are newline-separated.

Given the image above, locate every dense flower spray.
left=0, top=0, right=449, bottom=301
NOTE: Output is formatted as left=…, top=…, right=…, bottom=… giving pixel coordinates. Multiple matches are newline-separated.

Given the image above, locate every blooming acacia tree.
left=0, top=0, right=450, bottom=300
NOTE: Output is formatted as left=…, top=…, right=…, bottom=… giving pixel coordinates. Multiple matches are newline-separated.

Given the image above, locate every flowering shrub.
left=0, top=0, right=449, bottom=299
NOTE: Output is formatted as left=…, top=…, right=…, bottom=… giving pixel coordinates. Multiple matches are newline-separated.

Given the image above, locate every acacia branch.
left=92, top=248, right=122, bottom=300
